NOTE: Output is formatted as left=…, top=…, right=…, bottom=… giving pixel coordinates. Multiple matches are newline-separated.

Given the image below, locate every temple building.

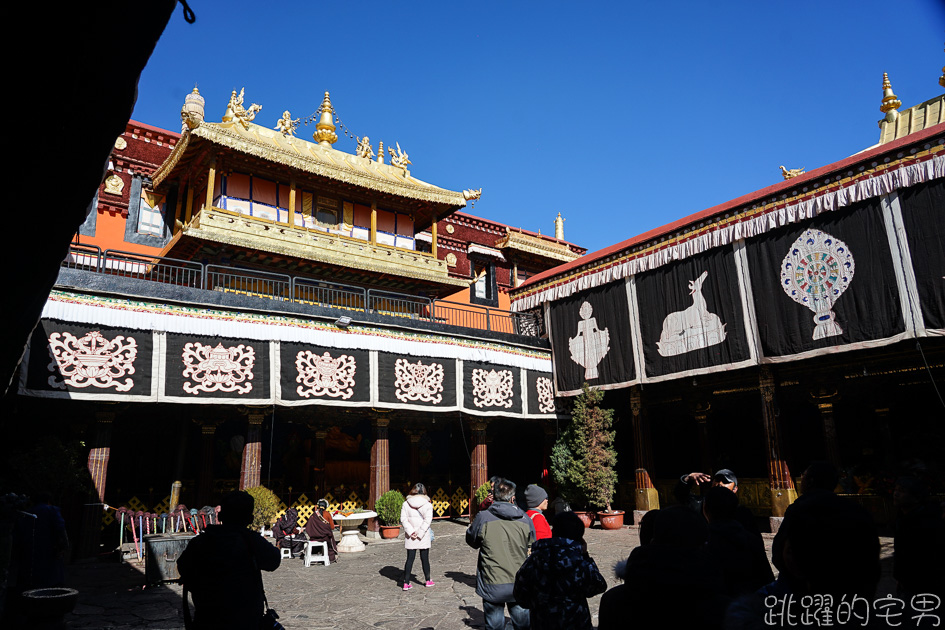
left=13, top=88, right=583, bottom=553
left=510, top=72, right=944, bottom=531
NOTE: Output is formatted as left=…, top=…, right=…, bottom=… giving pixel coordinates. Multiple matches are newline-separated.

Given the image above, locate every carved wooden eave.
left=494, top=229, right=582, bottom=264
left=152, top=121, right=469, bottom=211
left=169, top=207, right=468, bottom=289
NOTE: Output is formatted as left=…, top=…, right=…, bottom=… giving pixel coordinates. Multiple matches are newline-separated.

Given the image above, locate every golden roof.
left=494, top=229, right=582, bottom=263
left=153, top=119, right=468, bottom=209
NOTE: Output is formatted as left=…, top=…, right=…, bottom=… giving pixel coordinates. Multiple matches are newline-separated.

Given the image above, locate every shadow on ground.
left=444, top=571, right=476, bottom=588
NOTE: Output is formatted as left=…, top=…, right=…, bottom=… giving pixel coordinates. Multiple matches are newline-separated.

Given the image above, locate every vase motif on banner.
left=657, top=270, right=727, bottom=357
left=536, top=376, right=555, bottom=413
left=182, top=342, right=255, bottom=394
left=296, top=351, right=356, bottom=399
left=471, top=368, right=514, bottom=408
left=47, top=330, right=138, bottom=391
left=780, top=229, right=855, bottom=340
left=568, top=302, right=610, bottom=379
left=394, top=358, right=444, bottom=403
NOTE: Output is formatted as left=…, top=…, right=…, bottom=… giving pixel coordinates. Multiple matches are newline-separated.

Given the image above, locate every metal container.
left=144, top=533, right=195, bottom=584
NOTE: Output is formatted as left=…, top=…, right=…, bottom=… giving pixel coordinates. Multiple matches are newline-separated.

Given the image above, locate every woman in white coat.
left=400, top=482, right=434, bottom=591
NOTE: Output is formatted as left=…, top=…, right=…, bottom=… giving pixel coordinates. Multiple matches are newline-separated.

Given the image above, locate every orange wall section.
left=72, top=209, right=165, bottom=257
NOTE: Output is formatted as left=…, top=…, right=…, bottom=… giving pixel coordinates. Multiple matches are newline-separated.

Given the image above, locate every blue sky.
left=132, top=0, right=945, bottom=254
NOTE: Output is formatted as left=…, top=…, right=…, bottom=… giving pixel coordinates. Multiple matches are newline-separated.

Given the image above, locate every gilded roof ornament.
left=462, top=188, right=482, bottom=201
left=356, top=136, right=375, bottom=160
left=940, top=46, right=944, bottom=89
left=274, top=110, right=300, bottom=136
left=880, top=72, right=901, bottom=122
left=181, top=86, right=206, bottom=132
left=779, top=165, right=805, bottom=180
left=555, top=212, right=565, bottom=240
left=313, top=92, right=338, bottom=146
left=388, top=142, right=411, bottom=171
left=222, top=88, right=262, bottom=130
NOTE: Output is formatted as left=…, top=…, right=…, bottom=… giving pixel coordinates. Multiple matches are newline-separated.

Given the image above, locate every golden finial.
left=880, top=72, right=901, bottom=122
left=313, top=91, right=338, bottom=146
left=554, top=212, right=565, bottom=240
left=940, top=45, right=944, bottom=89
left=780, top=165, right=805, bottom=180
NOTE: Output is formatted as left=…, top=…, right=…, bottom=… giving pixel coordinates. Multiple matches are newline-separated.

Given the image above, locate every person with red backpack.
left=524, top=485, right=551, bottom=540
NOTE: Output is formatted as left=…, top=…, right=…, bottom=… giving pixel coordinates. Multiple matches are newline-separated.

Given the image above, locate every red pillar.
left=80, top=410, right=114, bottom=557
left=811, top=387, right=842, bottom=469
left=470, top=420, right=489, bottom=515
left=239, top=412, right=264, bottom=490
left=407, top=430, right=422, bottom=484
left=630, top=387, right=659, bottom=522
left=760, top=366, right=797, bottom=530
left=367, top=416, right=390, bottom=535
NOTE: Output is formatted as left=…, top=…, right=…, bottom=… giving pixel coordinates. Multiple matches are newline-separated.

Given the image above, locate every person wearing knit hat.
left=524, top=485, right=551, bottom=541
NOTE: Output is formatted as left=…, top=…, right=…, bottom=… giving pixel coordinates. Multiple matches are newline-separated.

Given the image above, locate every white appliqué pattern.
left=536, top=377, right=555, bottom=413
left=472, top=368, right=514, bottom=408
left=296, top=351, right=356, bottom=399
left=394, top=358, right=444, bottom=404
left=568, top=302, right=610, bottom=380
left=182, top=342, right=255, bottom=394
left=780, top=229, right=855, bottom=340
left=47, top=330, right=138, bottom=391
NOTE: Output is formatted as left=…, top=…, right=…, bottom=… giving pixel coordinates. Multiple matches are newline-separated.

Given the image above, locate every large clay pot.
left=597, top=510, right=625, bottom=530
left=379, top=525, right=401, bottom=539
left=572, top=511, right=595, bottom=529
left=22, top=587, right=79, bottom=630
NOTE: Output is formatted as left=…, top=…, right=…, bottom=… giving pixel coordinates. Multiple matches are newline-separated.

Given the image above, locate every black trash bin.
left=144, top=533, right=195, bottom=585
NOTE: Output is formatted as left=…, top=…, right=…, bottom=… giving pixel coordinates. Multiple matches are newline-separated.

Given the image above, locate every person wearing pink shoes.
left=400, top=482, right=434, bottom=590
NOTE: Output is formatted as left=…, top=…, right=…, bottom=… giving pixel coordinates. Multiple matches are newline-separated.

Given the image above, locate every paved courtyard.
left=63, top=520, right=895, bottom=629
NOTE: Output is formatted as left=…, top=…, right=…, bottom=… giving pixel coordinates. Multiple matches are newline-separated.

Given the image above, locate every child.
left=524, top=484, right=552, bottom=540
left=513, top=511, right=607, bottom=629
left=400, top=483, right=434, bottom=591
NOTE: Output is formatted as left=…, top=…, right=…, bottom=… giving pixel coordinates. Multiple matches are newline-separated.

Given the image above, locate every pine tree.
left=551, top=384, right=618, bottom=511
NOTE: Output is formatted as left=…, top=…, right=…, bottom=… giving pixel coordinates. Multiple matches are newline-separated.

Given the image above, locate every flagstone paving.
left=61, top=520, right=895, bottom=629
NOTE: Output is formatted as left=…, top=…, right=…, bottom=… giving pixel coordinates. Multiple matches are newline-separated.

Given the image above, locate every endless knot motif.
left=296, top=351, right=356, bottom=399
left=394, top=358, right=444, bottom=404
left=780, top=229, right=855, bottom=340
left=471, top=368, right=514, bottom=408
left=182, top=342, right=255, bottom=395
left=536, top=377, right=555, bottom=413
left=47, top=330, right=138, bottom=391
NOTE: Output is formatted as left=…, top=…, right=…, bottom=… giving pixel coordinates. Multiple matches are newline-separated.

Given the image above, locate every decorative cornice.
left=494, top=229, right=581, bottom=263
left=187, top=208, right=469, bottom=287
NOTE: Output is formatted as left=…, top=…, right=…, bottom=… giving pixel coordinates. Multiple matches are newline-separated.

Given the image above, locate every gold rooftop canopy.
left=155, top=88, right=480, bottom=231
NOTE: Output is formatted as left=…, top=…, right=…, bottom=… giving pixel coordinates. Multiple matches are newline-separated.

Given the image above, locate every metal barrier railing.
left=63, top=244, right=539, bottom=337
left=103, top=249, right=204, bottom=289
left=206, top=265, right=291, bottom=301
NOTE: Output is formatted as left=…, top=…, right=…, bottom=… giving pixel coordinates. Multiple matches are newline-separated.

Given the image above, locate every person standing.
left=400, top=483, right=434, bottom=591
left=178, top=491, right=281, bottom=630
left=465, top=478, right=535, bottom=630
left=513, top=511, right=607, bottom=629
left=524, top=485, right=551, bottom=541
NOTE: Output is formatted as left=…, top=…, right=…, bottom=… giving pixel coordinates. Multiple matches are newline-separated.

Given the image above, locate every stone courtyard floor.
left=63, top=520, right=896, bottom=629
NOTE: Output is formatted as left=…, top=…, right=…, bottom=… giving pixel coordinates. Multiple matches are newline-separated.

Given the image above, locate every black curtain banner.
left=548, top=281, right=635, bottom=393
left=746, top=198, right=904, bottom=357
left=377, top=352, right=456, bottom=407
left=26, top=319, right=152, bottom=396
left=897, top=179, right=945, bottom=331
left=164, top=333, right=270, bottom=400
left=280, top=342, right=370, bottom=403
left=462, top=361, right=522, bottom=414
left=635, top=246, right=750, bottom=378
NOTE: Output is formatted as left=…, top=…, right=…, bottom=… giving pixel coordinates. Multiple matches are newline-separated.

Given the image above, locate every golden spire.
left=313, top=91, right=338, bottom=146
left=554, top=212, right=565, bottom=240
left=880, top=72, right=901, bottom=122
left=940, top=45, right=944, bottom=88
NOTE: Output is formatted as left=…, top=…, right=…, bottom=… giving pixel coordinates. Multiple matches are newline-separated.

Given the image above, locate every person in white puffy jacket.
left=400, top=482, right=434, bottom=591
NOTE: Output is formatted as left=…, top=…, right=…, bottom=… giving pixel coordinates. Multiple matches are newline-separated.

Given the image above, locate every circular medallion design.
left=446, top=224, right=455, bottom=234
left=445, top=253, right=457, bottom=267
left=114, top=137, right=127, bottom=150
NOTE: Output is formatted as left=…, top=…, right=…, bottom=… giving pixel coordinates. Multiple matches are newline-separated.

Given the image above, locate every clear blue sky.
left=132, top=0, right=945, bottom=254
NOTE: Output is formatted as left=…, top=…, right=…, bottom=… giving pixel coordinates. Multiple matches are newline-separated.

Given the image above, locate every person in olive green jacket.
left=465, top=478, right=535, bottom=630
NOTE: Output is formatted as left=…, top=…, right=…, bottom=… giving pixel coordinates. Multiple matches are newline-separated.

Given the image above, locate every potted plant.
left=551, top=384, right=623, bottom=529
left=374, top=489, right=405, bottom=539
left=245, top=485, right=281, bottom=532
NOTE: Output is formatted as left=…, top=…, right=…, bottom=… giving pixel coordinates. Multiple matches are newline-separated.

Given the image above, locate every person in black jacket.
left=675, top=468, right=759, bottom=535
left=702, top=486, right=774, bottom=597
left=178, top=491, right=281, bottom=630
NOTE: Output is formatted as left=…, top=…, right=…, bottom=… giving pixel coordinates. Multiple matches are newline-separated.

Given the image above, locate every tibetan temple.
left=5, top=67, right=943, bottom=556
left=10, top=88, right=584, bottom=553
left=510, top=73, right=944, bottom=530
